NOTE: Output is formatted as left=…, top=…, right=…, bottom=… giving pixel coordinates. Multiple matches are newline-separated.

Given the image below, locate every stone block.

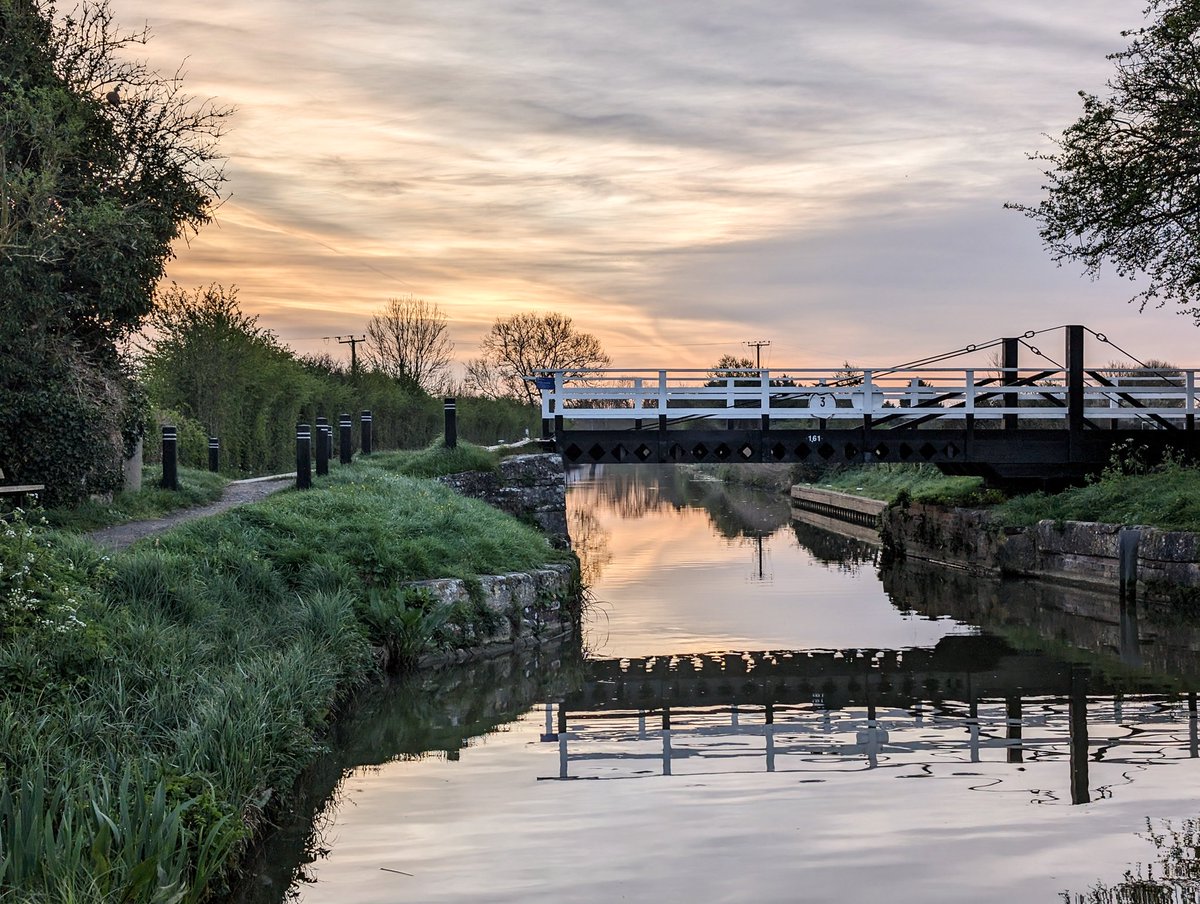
left=1033, top=520, right=1120, bottom=558
left=1140, top=529, right=1200, bottom=563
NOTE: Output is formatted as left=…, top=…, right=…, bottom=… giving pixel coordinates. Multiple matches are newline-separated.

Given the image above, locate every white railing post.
left=863, top=369, right=874, bottom=414
left=965, top=369, right=975, bottom=415
left=658, top=370, right=668, bottom=414
left=761, top=370, right=770, bottom=415
left=1189, top=371, right=1196, bottom=422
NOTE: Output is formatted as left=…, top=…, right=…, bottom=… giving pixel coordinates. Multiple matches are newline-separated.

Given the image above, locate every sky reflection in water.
left=258, top=466, right=1200, bottom=904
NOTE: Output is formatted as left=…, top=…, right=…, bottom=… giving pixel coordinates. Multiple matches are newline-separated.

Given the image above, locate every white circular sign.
left=810, top=391, right=836, bottom=414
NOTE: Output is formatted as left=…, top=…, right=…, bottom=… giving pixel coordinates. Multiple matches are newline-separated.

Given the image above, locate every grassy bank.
left=0, top=462, right=572, bottom=902
left=42, top=466, right=228, bottom=532
left=804, top=460, right=1200, bottom=532
left=813, top=464, right=1000, bottom=507
left=990, top=461, right=1200, bottom=530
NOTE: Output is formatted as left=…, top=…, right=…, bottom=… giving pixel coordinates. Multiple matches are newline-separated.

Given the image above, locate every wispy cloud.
left=111, top=0, right=1188, bottom=368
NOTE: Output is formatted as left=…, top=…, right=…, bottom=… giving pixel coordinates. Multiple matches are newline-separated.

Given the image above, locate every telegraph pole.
left=743, top=339, right=771, bottom=368
left=335, top=335, right=366, bottom=376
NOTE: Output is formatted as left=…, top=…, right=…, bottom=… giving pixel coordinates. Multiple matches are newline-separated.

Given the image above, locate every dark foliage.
left=1011, top=1, right=1200, bottom=319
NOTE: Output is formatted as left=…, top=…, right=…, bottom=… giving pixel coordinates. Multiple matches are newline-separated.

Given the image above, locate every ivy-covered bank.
left=0, top=463, right=577, bottom=903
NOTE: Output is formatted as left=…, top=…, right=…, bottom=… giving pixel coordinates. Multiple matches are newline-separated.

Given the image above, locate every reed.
left=0, top=461, right=573, bottom=900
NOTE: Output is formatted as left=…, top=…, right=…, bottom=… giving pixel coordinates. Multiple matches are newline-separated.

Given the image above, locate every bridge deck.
left=530, top=330, right=1200, bottom=481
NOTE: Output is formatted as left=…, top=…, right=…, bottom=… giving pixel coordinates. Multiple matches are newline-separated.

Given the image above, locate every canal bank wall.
left=791, top=485, right=1200, bottom=604
left=420, top=452, right=579, bottom=667
left=438, top=452, right=570, bottom=546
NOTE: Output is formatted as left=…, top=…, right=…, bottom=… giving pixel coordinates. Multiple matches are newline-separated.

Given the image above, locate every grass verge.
left=42, top=466, right=228, bottom=532
left=0, top=464, right=573, bottom=902
left=991, top=461, right=1200, bottom=530
left=804, top=458, right=1200, bottom=532
left=366, top=439, right=500, bottom=478
left=812, top=463, right=1001, bottom=507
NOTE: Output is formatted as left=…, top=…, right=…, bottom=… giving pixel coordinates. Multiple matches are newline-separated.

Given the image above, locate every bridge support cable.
left=532, top=324, right=1200, bottom=480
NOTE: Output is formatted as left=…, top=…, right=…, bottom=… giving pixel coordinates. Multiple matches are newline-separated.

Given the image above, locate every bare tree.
left=465, top=312, right=611, bottom=404
left=363, top=296, right=454, bottom=393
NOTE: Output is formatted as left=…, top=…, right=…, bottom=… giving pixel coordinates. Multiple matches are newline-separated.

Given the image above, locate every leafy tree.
left=363, top=296, right=454, bottom=393
left=0, top=0, right=228, bottom=501
left=1010, top=1, right=1200, bottom=319
left=141, top=284, right=289, bottom=438
left=141, top=285, right=455, bottom=470
left=465, top=311, right=610, bottom=405
left=700, top=352, right=758, bottom=384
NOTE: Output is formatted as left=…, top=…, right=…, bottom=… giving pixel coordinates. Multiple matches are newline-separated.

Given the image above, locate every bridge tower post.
left=1002, top=338, right=1019, bottom=430
left=1066, top=324, right=1085, bottom=436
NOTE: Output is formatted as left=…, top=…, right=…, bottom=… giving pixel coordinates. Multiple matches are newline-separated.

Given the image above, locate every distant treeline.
left=141, top=285, right=538, bottom=475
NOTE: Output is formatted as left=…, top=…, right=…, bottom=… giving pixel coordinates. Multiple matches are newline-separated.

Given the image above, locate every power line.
left=332, top=335, right=366, bottom=374
left=743, top=339, right=771, bottom=368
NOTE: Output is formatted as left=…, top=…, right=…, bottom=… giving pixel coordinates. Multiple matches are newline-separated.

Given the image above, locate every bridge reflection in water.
left=541, top=641, right=1200, bottom=807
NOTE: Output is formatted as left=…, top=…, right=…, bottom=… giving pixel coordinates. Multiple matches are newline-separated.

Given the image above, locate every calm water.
left=241, top=466, right=1200, bottom=903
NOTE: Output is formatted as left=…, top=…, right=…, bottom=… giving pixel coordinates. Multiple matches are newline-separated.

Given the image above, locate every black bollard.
left=361, top=409, right=373, bottom=455
left=444, top=397, right=457, bottom=449
left=339, top=413, right=353, bottom=464
left=296, top=424, right=312, bottom=490
left=208, top=436, right=220, bottom=473
left=315, top=417, right=329, bottom=476
left=161, top=426, right=178, bottom=490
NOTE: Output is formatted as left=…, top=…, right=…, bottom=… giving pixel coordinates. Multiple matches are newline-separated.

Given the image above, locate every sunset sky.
left=108, top=0, right=1194, bottom=372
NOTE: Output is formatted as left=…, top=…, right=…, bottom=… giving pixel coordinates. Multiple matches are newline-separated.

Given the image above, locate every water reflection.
left=568, top=463, right=793, bottom=541
left=573, top=466, right=965, bottom=657
left=875, top=544, right=1200, bottom=685
left=233, top=648, right=583, bottom=904
left=549, top=640, right=1198, bottom=809
left=242, top=472, right=1200, bottom=904
left=1064, top=818, right=1200, bottom=902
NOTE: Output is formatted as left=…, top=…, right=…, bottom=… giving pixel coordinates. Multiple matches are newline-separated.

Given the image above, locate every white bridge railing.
left=530, top=367, right=1200, bottom=425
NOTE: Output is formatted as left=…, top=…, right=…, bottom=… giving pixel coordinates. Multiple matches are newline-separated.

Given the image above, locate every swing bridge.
left=530, top=325, right=1200, bottom=485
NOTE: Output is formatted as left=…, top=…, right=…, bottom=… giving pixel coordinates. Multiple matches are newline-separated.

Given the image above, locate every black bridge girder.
left=553, top=427, right=1200, bottom=484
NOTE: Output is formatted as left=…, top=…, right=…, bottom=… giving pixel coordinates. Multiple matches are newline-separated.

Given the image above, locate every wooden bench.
left=0, top=484, right=44, bottom=499
left=0, top=468, right=45, bottom=504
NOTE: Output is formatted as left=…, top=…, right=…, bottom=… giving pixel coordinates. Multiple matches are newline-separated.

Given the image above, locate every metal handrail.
left=530, top=367, right=1200, bottom=424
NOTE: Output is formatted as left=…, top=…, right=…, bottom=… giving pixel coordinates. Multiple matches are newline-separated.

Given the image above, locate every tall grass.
left=814, top=457, right=1200, bottom=531
left=368, top=439, right=500, bottom=479
left=813, top=463, right=1000, bottom=507
left=43, top=466, right=227, bottom=532
left=0, top=463, right=575, bottom=901
left=992, top=460, right=1200, bottom=530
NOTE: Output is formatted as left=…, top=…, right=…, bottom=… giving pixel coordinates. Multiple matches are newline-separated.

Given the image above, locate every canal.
left=239, top=465, right=1200, bottom=903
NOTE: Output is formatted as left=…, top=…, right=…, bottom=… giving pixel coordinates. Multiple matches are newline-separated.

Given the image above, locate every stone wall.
left=420, top=452, right=578, bottom=667
left=438, top=453, right=569, bottom=546
left=407, top=562, right=580, bottom=667
left=880, top=499, right=1200, bottom=601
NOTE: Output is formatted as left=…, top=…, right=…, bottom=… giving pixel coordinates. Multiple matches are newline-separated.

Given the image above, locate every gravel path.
left=87, top=476, right=293, bottom=551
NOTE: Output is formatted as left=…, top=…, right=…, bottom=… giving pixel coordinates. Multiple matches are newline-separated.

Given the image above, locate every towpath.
left=87, top=475, right=293, bottom=551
